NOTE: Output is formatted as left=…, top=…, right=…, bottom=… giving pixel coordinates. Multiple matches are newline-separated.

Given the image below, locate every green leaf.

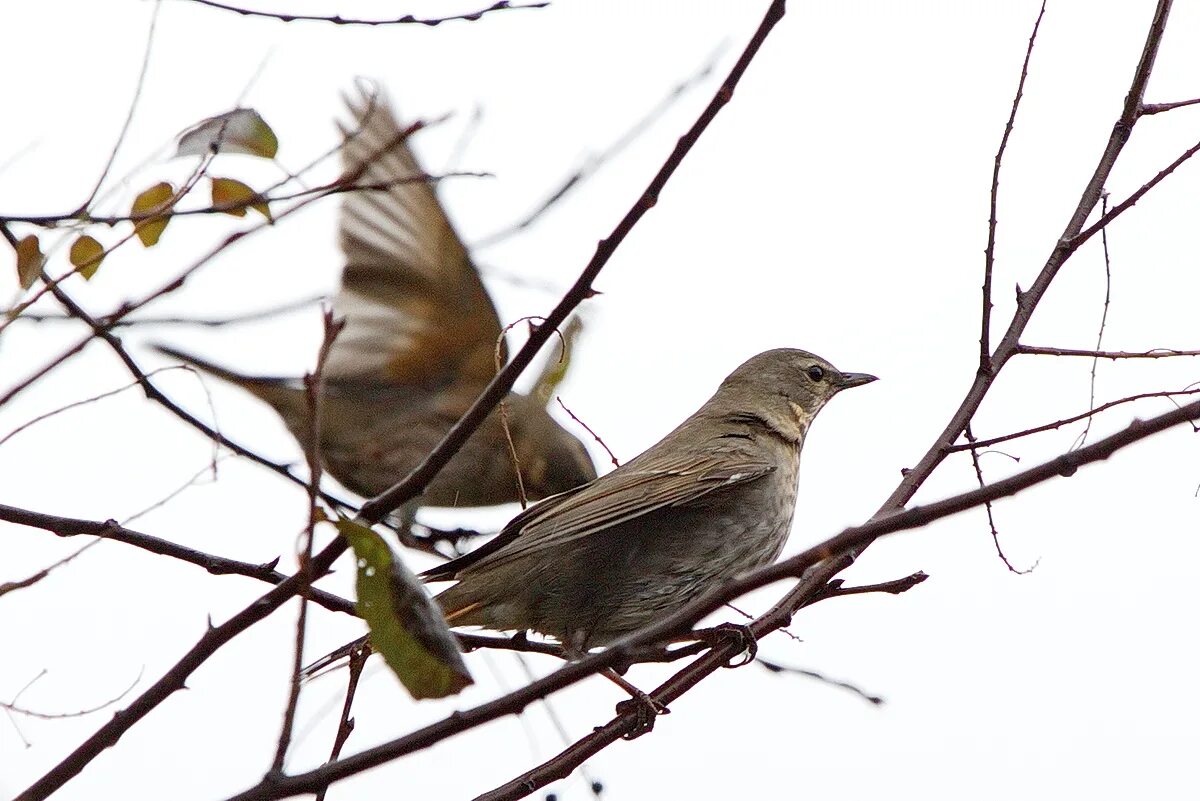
left=210, top=177, right=271, bottom=220
left=69, top=234, right=106, bottom=279
left=15, top=234, right=44, bottom=289
left=130, top=182, right=175, bottom=247
left=177, top=108, right=279, bottom=159
left=336, top=518, right=472, bottom=699
left=533, top=316, right=584, bottom=405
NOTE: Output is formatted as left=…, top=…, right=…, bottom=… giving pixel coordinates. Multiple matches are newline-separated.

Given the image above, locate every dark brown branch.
left=0, top=503, right=356, bottom=616
left=175, top=0, right=546, bottom=26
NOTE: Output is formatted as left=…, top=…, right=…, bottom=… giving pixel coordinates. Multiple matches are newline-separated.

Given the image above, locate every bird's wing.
left=421, top=448, right=775, bottom=580
left=327, top=87, right=504, bottom=387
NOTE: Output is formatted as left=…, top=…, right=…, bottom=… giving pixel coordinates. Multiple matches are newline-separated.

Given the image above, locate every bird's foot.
left=693, top=622, right=758, bottom=668
left=606, top=668, right=669, bottom=740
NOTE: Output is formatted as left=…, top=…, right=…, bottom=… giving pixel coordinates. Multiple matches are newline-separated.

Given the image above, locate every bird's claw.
left=616, top=693, right=669, bottom=740
left=694, top=622, right=758, bottom=668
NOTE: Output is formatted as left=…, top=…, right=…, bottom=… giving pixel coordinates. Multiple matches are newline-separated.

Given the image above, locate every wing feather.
left=326, top=87, right=504, bottom=386
left=422, top=446, right=774, bottom=580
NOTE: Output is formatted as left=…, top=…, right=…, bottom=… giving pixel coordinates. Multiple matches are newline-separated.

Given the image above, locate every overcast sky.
left=3, top=2, right=1200, bottom=799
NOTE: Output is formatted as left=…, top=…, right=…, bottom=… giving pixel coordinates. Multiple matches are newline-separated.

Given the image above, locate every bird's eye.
left=806, top=365, right=825, bottom=382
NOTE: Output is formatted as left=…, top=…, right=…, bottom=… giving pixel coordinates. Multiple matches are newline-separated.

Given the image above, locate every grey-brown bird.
left=422, top=348, right=876, bottom=650
left=157, top=88, right=596, bottom=509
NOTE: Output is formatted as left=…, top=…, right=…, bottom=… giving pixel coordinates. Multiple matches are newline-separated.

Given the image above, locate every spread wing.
left=327, top=87, right=504, bottom=387
left=421, top=446, right=775, bottom=580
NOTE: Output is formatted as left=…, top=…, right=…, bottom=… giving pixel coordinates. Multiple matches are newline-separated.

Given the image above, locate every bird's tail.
left=152, top=343, right=310, bottom=428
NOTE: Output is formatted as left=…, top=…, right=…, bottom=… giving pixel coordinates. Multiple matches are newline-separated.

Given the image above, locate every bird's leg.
left=691, top=622, right=758, bottom=668
left=567, top=632, right=668, bottom=738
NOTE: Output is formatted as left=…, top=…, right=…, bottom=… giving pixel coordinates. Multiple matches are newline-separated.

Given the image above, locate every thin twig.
left=0, top=540, right=100, bottom=599
left=981, top=0, right=1046, bottom=370
left=2, top=669, right=144, bottom=720
left=964, top=423, right=1035, bottom=574
left=946, top=386, right=1200, bottom=452
left=75, top=1, right=161, bottom=212
left=556, top=397, right=619, bottom=468
left=14, top=294, right=324, bottom=328
left=1141, top=97, right=1200, bottom=114
left=272, top=311, right=342, bottom=772
left=0, top=366, right=187, bottom=448
left=1015, top=345, right=1200, bottom=359
left=1078, top=193, right=1114, bottom=448
left=757, top=659, right=884, bottom=706
left=313, top=643, right=369, bottom=801
left=175, top=0, right=546, bottom=26
left=0, top=503, right=356, bottom=616
left=475, top=41, right=728, bottom=249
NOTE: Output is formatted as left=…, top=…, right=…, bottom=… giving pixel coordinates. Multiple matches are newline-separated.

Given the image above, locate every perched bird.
left=157, top=88, right=596, bottom=509
left=423, top=348, right=876, bottom=650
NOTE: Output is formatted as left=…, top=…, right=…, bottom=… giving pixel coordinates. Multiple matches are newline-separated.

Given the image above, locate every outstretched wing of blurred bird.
left=330, top=88, right=505, bottom=394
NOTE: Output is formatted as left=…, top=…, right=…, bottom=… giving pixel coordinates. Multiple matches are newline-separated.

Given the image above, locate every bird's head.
left=713, top=348, right=877, bottom=442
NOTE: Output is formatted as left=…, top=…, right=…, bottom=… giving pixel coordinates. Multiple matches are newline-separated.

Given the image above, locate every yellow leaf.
left=69, top=234, right=106, bottom=279
left=210, top=177, right=271, bottom=220
left=130, top=182, right=175, bottom=247
left=15, top=235, right=44, bottom=290
left=177, top=108, right=279, bottom=159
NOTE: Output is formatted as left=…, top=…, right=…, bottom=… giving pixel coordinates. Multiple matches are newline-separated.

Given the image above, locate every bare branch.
left=1077, top=193, right=1116, bottom=450
left=556, top=397, right=620, bottom=468
left=981, top=0, right=1047, bottom=369
left=0, top=503, right=356, bottom=616
left=1072, top=136, right=1200, bottom=249
left=14, top=294, right=323, bottom=328
left=0, top=540, right=99, bottom=599
left=945, top=386, right=1200, bottom=452
left=1141, top=97, right=1200, bottom=114
left=964, top=424, right=1036, bottom=574
left=174, top=0, right=547, bottom=26
left=2, top=669, right=143, bottom=720
left=1016, top=345, right=1200, bottom=359
left=314, top=643, right=368, bottom=801
left=757, top=660, right=884, bottom=706
left=75, top=1, right=160, bottom=212
left=474, top=41, right=726, bottom=248
left=272, top=310, right=342, bottom=772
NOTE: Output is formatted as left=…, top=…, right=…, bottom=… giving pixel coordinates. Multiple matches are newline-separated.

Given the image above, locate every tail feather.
left=153, top=343, right=309, bottom=426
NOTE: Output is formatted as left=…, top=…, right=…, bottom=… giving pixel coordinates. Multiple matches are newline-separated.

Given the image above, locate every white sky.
left=3, top=1, right=1200, bottom=799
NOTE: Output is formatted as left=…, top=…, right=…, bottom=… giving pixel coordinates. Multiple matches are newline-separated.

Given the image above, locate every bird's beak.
left=836, top=371, right=878, bottom=389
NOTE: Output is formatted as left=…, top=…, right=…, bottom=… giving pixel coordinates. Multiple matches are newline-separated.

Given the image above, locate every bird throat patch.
left=786, top=402, right=814, bottom=440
